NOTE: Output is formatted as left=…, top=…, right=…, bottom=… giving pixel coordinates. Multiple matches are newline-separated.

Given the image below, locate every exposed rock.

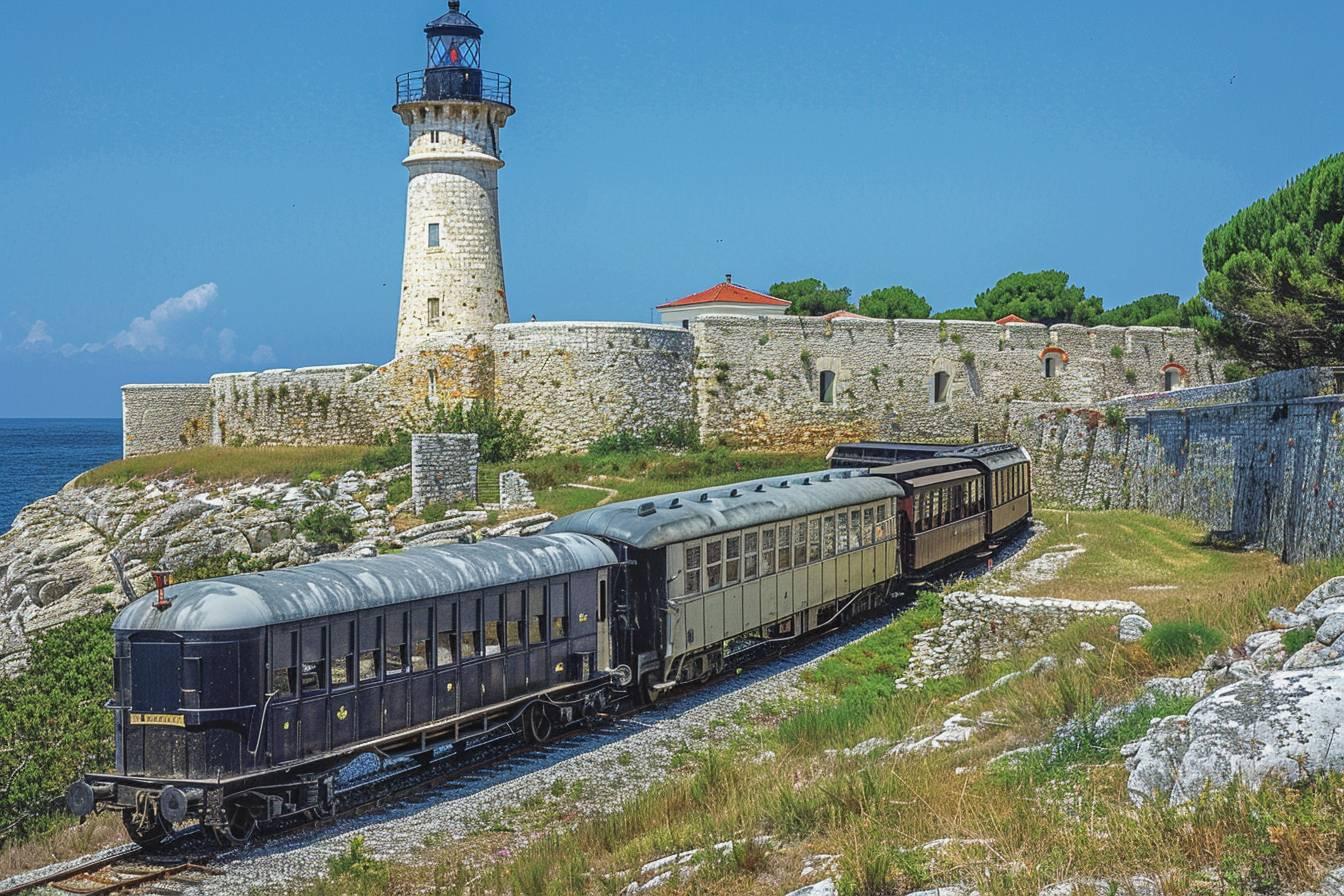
left=1316, top=613, right=1344, bottom=646
left=1319, top=866, right=1344, bottom=896
left=784, top=880, right=837, bottom=896
left=1284, top=640, right=1344, bottom=670
left=1269, top=606, right=1313, bottom=630
left=841, top=737, right=891, bottom=757
left=907, top=886, right=978, bottom=896
left=1298, top=576, right=1344, bottom=618
left=888, top=713, right=984, bottom=756
left=1126, top=666, right=1344, bottom=805
left=1118, top=614, right=1152, bottom=643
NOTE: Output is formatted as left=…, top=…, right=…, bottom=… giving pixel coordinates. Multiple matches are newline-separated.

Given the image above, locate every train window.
left=952, top=485, right=964, bottom=521
left=823, top=515, right=837, bottom=557
left=359, top=649, right=380, bottom=681
left=460, top=629, right=480, bottom=659
left=851, top=509, right=862, bottom=547
left=386, top=612, right=408, bottom=675
left=795, top=520, right=809, bottom=567
left=744, top=531, right=758, bottom=579
left=863, top=508, right=874, bottom=544
left=436, top=627, right=456, bottom=666
left=777, top=525, right=792, bottom=570
left=551, top=587, right=569, bottom=640
left=836, top=512, right=849, bottom=553
left=412, top=638, right=431, bottom=672
left=684, top=544, right=702, bottom=595
left=505, top=592, right=524, bottom=648
left=706, top=539, right=723, bottom=590
left=808, top=519, right=822, bottom=563
left=598, top=578, right=608, bottom=623
left=875, top=504, right=888, bottom=540
left=530, top=588, right=547, bottom=642
left=760, top=528, right=775, bottom=576
left=273, top=630, right=297, bottom=696
left=332, top=620, right=354, bottom=687
left=301, top=659, right=326, bottom=692
left=725, top=535, right=741, bottom=585
left=484, top=620, right=502, bottom=656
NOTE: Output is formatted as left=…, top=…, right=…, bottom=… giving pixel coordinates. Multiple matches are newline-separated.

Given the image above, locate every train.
left=66, top=441, right=1030, bottom=846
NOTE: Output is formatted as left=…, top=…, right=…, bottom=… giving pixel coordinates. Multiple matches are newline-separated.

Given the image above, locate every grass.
left=76, top=445, right=375, bottom=486
left=260, top=509, right=1344, bottom=896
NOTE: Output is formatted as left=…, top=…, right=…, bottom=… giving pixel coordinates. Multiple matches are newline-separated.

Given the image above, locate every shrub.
left=385, top=475, right=411, bottom=507
left=1110, top=345, right=1125, bottom=360
left=297, top=506, right=356, bottom=545
left=588, top=420, right=700, bottom=455
left=90, top=583, right=116, bottom=595
left=361, top=401, right=534, bottom=471
left=1124, top=368, right=1139, bottom=385
left=1224, top=361, right=1252, bottom=382
left=1282, top=627, right=1314, bottom=656
left=173, top=551, right=267, bottom=583
left=421, top=501, right=448, bottom=523
left=1142, top=620, right=1226, bottom=663
left=1104, top=404, right=1128, bottom=429
left=322, top=835, right=389, bottom=894
left=0, top=612, right=115, bottom=843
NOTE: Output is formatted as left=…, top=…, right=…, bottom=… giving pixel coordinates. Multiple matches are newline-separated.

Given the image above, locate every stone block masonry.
left=411, top=433, right=479, bottom=512
left=1013, top=367, right=1344, bottom=562
left=121, top=384, right=212, bottom=457
left=691, top=315, right=1213, bottom=451
left=494, top=322, right=696, bottom=453
left=906, top=591, right=1144, bottom=681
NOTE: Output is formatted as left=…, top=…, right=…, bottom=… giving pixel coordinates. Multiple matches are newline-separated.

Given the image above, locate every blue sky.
left=1, top=1, right=1341, bottom=417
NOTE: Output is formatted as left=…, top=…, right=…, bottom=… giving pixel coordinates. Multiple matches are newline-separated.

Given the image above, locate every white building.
left=656, top=276, right=791, bottom=328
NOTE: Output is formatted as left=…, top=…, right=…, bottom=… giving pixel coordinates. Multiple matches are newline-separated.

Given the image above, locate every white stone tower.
left=393, top=2, right=514, bottom=356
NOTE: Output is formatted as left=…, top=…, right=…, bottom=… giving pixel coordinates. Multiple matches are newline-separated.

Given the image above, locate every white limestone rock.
left=784, top=880, right=838, bottom=896
left=1297, top=576, right=1344, bottom=618
left=1269, top=606, right=1314, bottom=630
left=1284, top=640, right=1344, bottom=671
left=1118, top=614, right=1152, bottom=643
left=1316, top=613, right=1344, bottom=646
left=1126, top=666, right=1344, bottom=805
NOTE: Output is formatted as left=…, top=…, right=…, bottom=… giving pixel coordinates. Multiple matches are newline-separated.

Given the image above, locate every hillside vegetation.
left=278, top=510, right=1344, bottom=896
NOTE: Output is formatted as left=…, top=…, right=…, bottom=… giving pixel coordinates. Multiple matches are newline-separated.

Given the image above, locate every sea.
left=0, top=419, right=123, bottom=533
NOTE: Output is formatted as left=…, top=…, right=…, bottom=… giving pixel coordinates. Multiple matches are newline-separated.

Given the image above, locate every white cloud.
left=59, top=341, right=105, bottom=356
left=110, top=282, right=218, bottom=352
left=22, top=320, right=51, bottom=348
left=250, top=344, right=276, bottom=365
left=218, top=328, right=237, bottom=361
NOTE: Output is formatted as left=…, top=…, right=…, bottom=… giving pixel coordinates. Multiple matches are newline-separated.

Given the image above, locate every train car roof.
left=544, top=468, right=904, bottom=550
left=113, top=533, right=617, bottom=633
left=833, top=441, right=1030, bottom=472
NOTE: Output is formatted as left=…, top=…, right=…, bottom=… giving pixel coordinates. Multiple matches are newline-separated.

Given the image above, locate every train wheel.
left=524, top=703, right=554, bottom=744
left=211, top=804, right=258, bottom=847
left=639, top=673, right=662, bottom=706
left=122, top=809, right=170, bottom=848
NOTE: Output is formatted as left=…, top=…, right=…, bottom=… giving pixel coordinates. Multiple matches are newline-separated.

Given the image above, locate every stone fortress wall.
left=691, top=315, right=1214, bottom=450
left=121, top=384, right=213, bottom=456
left=123, top=316, right=1214, bottom=458
left=1011, top=366, right=1344, bottom=562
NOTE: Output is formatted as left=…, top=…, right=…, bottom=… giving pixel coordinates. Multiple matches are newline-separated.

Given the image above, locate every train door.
left=268, top=628, right=300, bottom=764
left=356, top=614, right=383, bottom=739
left=409, top=604, right=435, bottom=726
left=527, top=584, right=549, bottom=692
left=383, top=610, right=410, bottom=732
left=329, top=619, right=356, bottom=748
left=482, top=593, right=506, bottom=705
left=546, top=582, right=569, bottom=686
left=435, top=599, right=460, bottom=719
left=459, top=594, right=483, bottom=712
left=596, top=571, right=611, bottom=675
left=298, top=623, right=329, bottom=757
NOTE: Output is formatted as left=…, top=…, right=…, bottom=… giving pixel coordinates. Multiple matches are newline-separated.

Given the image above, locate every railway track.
left=2, top=539, right=1028, bottom=896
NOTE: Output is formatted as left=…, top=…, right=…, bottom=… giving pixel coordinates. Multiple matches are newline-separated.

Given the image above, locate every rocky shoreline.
left=0, top=467, right=553, bottom=674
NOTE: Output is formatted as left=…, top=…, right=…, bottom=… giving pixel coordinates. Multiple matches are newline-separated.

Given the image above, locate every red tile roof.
left=820, top=310, right=873, bottom=321
left=996, top=314, right=1029, bottom=324
left=657, top=281, right=791, bottom=310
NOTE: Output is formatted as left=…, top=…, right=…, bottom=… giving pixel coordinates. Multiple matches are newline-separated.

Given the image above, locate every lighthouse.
left=393, top=2, right=514, bottom=356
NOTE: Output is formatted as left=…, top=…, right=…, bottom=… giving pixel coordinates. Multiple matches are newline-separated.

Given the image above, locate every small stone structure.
left=906, top=591, right=1144, bottom=681
left=498, top=470, right=535, bottom=509
left=1013, top=367, right=1344, bottom=562
left=121, top=384, right=212, bottom=456
left=411, top=433, right=479, bottom=513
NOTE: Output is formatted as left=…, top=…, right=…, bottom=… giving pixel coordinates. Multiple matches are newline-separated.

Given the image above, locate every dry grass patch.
left=76, top=445, right=376, bottom=487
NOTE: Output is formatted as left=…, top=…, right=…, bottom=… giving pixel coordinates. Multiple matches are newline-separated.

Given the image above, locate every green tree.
left=972, top=270, right=1102, bottom=325
left=1200, top=152, right=1344, bottom=369
left=769, top=278, right=854, bottom=316
left=933, top=306, right=986, bottom=321
left=1097, top=293, right=1181, bottom=326
left=857, top=285, right=932, bottom=319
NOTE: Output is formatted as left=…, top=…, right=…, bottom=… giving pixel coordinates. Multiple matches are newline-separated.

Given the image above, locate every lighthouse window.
left=428, top=297, right=441, bottom=320
left=427, top=223, right=441, bottom=248
left=931, top=371, right=950, bottom=404
left=819, top=370, right=836, bottom=404
left=430, top=130, right=440, bottom=144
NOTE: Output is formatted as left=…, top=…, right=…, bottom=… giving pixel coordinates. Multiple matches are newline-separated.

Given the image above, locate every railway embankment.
left=253, top=509, right=1344, bottom=896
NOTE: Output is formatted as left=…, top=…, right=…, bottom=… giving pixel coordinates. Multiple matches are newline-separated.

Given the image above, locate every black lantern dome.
left=396, top=2, right=512, bottom=108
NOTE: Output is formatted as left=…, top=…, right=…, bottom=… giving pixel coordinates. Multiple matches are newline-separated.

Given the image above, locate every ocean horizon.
left=0, top=418, right=122, bottom=532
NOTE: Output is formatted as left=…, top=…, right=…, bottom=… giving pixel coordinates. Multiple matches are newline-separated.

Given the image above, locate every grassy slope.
left=289, top=511, right=1344, bottom=896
